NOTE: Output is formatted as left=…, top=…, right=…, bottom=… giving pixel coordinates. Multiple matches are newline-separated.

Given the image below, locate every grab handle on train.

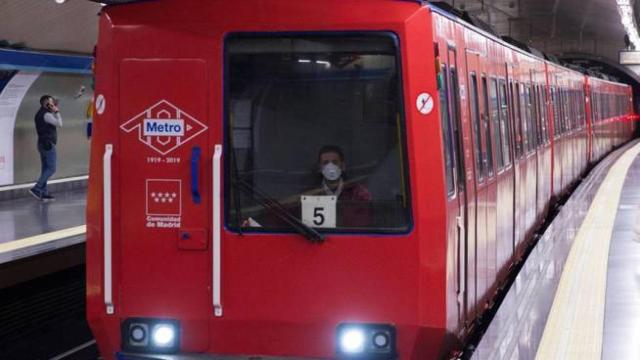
left=212, top=144, right=223, bottom=317
left=103, top=144, right=114, bottom=315
left=191, top=146, right=202, bottom=204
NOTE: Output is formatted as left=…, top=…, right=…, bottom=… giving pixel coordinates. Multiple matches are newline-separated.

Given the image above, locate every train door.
left=480, top=75, right=498, bottom=305
left=465, top=50, right=485, bottom=316
left=447, top=47, right=469, bottom=329
left=116, top=59, right=211, bottom=350
left=524, top=82, right=537, bottom=233
left=492, top=77, right=514, bottom=281
left=505, top=64, right=521, bottom=254
left=516, top=82, right=531, bottom=250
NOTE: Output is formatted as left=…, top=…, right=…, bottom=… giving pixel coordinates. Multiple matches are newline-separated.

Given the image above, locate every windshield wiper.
left=233, top=177, right=324, bottom=243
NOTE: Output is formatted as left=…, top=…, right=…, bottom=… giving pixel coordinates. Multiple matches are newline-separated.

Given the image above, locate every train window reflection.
left=489, top=78, right=504, bottom=169
left=449, top=68, right=465, bottom=189
left=225, top=34, right=411, bottom=233
left=498, top=80, right=511, bottom=166
left=482, top=77, right=494, bottom=177
left=469, top=73, right=483, bottom=180
left=439, top=64, right=455, bottom=196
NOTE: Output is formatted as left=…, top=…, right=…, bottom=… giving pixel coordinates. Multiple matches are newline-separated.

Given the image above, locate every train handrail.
left=103, top=144, right=114, bottom=315
left=213, top=144, right=223, bottom=317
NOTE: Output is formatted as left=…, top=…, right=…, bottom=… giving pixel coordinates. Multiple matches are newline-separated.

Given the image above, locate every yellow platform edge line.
left=535, top=142, right=640, bottom=360
left=0, top=225, right=87, bottom=255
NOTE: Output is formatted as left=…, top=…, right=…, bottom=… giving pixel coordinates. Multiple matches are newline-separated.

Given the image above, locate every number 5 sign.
left=301, top=195, right=337, bottom=228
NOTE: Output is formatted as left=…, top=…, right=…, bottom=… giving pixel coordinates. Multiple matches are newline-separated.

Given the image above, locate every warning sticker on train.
left=120, top=99, right=207, bottom=156
left=95, top=94, right=106, bottom=115
left=416, top=92, right=434, bottom=115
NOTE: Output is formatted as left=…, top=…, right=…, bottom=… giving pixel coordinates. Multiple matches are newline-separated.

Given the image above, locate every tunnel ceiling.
left=0, top=0, right=634, bottom=61
left=0, top=0, right=102, bottom=54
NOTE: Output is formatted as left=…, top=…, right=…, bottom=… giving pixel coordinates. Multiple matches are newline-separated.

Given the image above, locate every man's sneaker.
left=41, top=194, right=56, bottom=202
left=28, top=188, right=42, bottom=201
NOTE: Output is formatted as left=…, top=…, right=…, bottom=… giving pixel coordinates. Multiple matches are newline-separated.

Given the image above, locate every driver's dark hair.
left=317, top=145, right=344, bottom=162
left=40, top=95, right=53, bottom=107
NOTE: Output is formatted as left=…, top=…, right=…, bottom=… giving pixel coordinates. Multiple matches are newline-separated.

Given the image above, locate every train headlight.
left=151, top=324, right=176, bottom=347
left=339, top=328, right=366, bottom=353
left=122, top=318, right=180, bottom=354
left=336, top=323, right=397, bottom=359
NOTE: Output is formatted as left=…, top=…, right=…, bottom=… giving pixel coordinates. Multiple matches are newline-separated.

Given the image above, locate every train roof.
left=427, top=2, right=627, bottom=86
left=90, top=0, right=625, bottom=87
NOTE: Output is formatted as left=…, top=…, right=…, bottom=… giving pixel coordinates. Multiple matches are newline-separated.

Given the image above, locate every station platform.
left=473, top=139, right=640, bottom=360
left=0, top=181, right=86, bottom=287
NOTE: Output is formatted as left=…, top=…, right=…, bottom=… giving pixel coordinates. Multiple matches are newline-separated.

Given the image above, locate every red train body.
left=86, top=1, right=636, bottom=359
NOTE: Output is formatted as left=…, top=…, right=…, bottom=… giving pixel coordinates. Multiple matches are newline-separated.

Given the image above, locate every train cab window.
left=482, top=76, right=494, bottom=177
left=225, top=34, right=411, bottom=233
left=439, top=64, right=455, bottom=196
left=469, top=72, right=483, bottom=180
left=489, top=78, right=504, bottom=169
left=498, top=80, right=511, bottom=166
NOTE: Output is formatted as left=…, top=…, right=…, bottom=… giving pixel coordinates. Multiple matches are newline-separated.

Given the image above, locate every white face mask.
left=322, top=163, right=342, bottom=181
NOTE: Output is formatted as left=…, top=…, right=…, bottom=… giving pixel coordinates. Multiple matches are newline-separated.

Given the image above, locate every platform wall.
left=0, top=63, right=93, bottom=186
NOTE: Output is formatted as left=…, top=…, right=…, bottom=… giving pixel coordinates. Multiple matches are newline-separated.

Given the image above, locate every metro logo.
left=120, top=100, right=207, bottom=155
left=143, top=119, right=185, bottom=136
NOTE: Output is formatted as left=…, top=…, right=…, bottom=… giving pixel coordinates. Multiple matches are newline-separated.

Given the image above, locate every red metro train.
left=86, top=1, right=636, bottom=359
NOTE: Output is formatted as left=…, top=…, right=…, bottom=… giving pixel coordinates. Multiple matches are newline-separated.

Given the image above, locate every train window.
left=558, top=89, right=567, bottom=134
left=514, top=83, right=523, bottom=158
left=525, top=85, right=536, bottom=151
left=536, top=86, right=545, bottom=144
left=551, top=87, right=559, bottom=137
left=518, top=83, right=529, bottom=154
left=531, top=86, right=539, bottom=146
left=489, top=78, right=504, bottom=169
left=225, top=34, right=411, bottom=233
left=578, top=90, right=583, bottom=127
left=591, top=91, right=595, bottom=123
left=591, top=91, right=596, bottom=123
left=469, top=72, right=483, bottom=180
left=498, top=80, right=511, bottom=166
left=537, top=86, right=547, bottom=144
left=564, top=90, right=573, bottom=131
left=558, top=89, right=564, bottom=133
left=439, top=64, right=455, bottom=196
left=536, top=85, right=546, bottom=145
left=579, top=90, right=584, bottom=127
left=449, top=68, right=465, bottom=189
left=482, top=77, right=494, bottom=177
left=569, top=90, right=574, bottom=130
left=573, top=90, right=580, bottom=129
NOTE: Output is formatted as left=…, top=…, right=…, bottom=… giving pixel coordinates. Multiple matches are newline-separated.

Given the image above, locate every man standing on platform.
left=29, top=95, right=62, bottom=202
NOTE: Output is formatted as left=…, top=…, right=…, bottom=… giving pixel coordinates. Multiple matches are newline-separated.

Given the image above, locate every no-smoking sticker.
left=95, top=94, right=106, bottom=115
left=416, top=92, right=434, bottom=115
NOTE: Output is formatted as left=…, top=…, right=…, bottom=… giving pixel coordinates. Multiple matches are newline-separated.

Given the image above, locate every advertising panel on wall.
left=0, top=71, right=40, bottom=185
left=0, top=49, right=92, bottom=186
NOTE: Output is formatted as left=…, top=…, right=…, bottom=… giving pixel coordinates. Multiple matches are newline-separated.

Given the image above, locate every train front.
left=86, top=1, right=451, bottom=359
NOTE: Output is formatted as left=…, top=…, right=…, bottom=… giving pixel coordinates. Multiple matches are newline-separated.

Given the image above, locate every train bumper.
left=117, top=353, right=326, bottom=360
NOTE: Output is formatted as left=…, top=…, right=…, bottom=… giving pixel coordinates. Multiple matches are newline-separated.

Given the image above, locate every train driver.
left=242, top=145, right=372, bottom=229
left=314, top=145, right=372, bottom=228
